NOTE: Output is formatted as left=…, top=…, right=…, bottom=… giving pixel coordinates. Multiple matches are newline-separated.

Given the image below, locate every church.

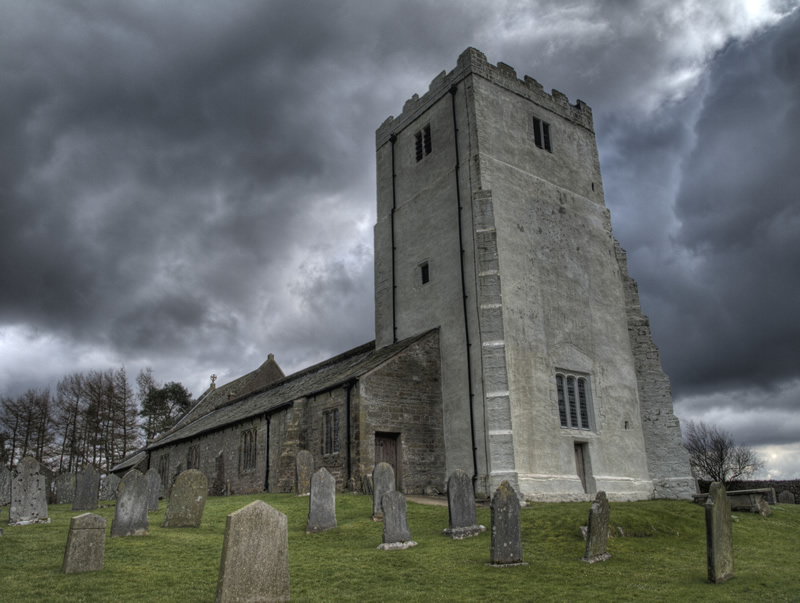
left=114, top=48, right=694, bottom=502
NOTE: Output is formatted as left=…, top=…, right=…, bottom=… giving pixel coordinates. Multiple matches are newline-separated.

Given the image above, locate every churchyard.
left=1, top=492, right=798, bottom=601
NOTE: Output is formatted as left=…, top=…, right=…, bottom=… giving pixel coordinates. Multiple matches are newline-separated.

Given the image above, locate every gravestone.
left=162, top=469, right=208, bottom=528
left=211, top=451, right=226, bottom=496
left=111, top=469, right=149, bottom=537
left=99, top=474, right=121, bottom=501
left=216, top=500, right=290, bottom=603
left=306, top=467, right=336, bottom=533
left=490, top=480, right=525, bottom=566
left=145, top=468, right=161, bottom=511
left=372, top=462, right=395, bottom=520
left=581, top=491, right=611, bottom=563
left=378, top=490, right=417, bottom=550
left=443, top=469, right=485, bottom=539
left=55, top=473, right=77, bottom=505
left=73, top=464, right=100, bottom=511
left=0, top=465, right=11, bottom=507
left=295, top=450, right=314, bottom=496
left=778, top=490, right=795, bottom=504
left=40, top=464, right=55, bottom=504
left=61, top=513, right=106, bottom=574
left=705, top=481, right=734, bottom=584
left=9, top=456, right=49, bottom=525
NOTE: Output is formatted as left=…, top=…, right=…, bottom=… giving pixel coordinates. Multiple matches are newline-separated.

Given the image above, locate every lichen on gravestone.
left=306, top=467, right=336, bottom=533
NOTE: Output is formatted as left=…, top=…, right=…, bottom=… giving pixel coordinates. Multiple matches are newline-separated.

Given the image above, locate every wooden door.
left=375, top=433, right=399, bottom=489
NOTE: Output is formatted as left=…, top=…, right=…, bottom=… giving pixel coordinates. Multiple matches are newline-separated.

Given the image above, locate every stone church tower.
left=374, top=48, right=694, bottom=501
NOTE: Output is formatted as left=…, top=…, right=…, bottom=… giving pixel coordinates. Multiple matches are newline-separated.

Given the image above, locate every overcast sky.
left=1, top=1, right=798, bottom=478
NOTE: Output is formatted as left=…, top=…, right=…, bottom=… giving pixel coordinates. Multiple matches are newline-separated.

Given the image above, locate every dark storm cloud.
left=626, top=12, right=800, bottom=400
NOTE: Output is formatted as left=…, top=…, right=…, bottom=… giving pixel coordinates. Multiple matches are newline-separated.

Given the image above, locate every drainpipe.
left=450, top=84, right=480, bottom=492
left=390, top=133, right=398, bottom=343
left=264, top=414, right=271, bottom=491
left=344, top=379, right=356, bottom=488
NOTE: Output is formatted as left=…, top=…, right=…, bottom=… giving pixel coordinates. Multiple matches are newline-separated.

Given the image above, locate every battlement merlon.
left=376, top=47, right=594, bottom=148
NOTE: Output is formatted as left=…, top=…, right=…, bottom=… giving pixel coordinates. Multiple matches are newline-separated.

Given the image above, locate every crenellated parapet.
left=376, top=47, right=594, bottom=147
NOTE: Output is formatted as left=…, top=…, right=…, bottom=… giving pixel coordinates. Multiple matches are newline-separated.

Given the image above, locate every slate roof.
left=147, top=330, right=436, bottom=451
left=110, top=448, right=147, bottom=473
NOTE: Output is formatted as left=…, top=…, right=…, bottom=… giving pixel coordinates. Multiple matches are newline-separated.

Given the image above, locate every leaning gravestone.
left=778, top=490, right=795, bottom=505
left=295, top=450, right=314, bottom=496
left=1, top=464, right=13, bottom=508
left=73, top=464, right=100, bottom=511
left=306, top=467, right=337, bottom=533
left=145, top=468, right=161, bottom=511
left=162, top=469, right=208, bottom=528
left=581, top=491, right=611, bottom=563
left=99, top=474, right=121, bottom=501
left=443, top=469, right=485, bottom=539
left=372, top=462, right=395, bottom=520
left=9, top=456, right=49, bottom=525
left=216, top=500, right=290, bottom=603
left=111, top=470, right=149, bottom=537
left=378, top=490, right=417, bottom=550
left=705, top=481, right=734, bottom=584
left=62, top=513, right=106, bottom=574
left=55, top=473, right=77, bottom=505
left=490, top=480, right=525, bottom=566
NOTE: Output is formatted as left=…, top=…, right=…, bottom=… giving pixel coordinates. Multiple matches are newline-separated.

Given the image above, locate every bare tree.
left=683, top=419, right=764, bottom=484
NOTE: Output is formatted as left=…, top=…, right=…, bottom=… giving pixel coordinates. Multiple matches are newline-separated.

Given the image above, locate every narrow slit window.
left=415, top=124, right=432, bottom=162
left=421, top=262, right=430, bottom=284
left=556, top=375, right=568, bottom=427
left=533, top=116, right=552, bottom=152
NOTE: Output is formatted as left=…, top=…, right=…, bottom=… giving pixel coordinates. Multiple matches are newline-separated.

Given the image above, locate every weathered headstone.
left=378, top=490, right=417, bottom=550
left=216, top=500, right=290, bottom=603
left=55, top=473, right=77, bottom=505
left=9, top=456, right=49, bottom=525
left=581, top=491, right=611, bottom=563
left=40, top=464, right=55, bottom=504
left=372, top=462, right=395, bottom=520
left=73, top=464, right=100, bottom=511
left=0, top=464, right=11, bottom=507
left=306, top=467, right=336, bottom=533
left=295, top=450, right=314, bottom=496
left=145, top=467, right=161, bottom=511
left=162, top=469, right=208, bottom=528
left=61, top=513, right=106, bottom=574
left=705, top=481, right=734, bottom=584
left=490, top=481, right=525, bottom=566
left=211, top=451, right=226, bottom=496
left=111, top=469, right=149, bottom=537
left=99, top=474, right=121, bottom=501
left=778, top=490, right=795, bottom=505
left=443, top=469, right=485, bottom=539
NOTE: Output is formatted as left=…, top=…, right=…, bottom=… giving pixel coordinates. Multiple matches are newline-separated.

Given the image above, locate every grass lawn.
left=1, top=494, right=797, bottom=601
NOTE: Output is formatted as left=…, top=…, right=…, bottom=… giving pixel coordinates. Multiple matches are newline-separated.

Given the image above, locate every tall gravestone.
left=145, top=467, right=161, bottom=511
left=73, top=464, right=100, bottom=511
left=443, top=469, right=485, bottom=539
left=378, top=490, right=417, bottom=550
left=581, top=491, right=611, bottom=563
left=162, top=469, right=208, bottom=528
left=306, top=467, right=336, bottom=533
left=372, top=462, right=395, bottom=521
left=62, top=513, right=106, bottom=574
left=9, top=456, right=49, bottom=525
left=1, top=464, right=13, bottom=508
left=55, top=473, right=77, bottom=505
left=100, top=474, right=121, bottom=501
left=216, top=500, right=290, bottom=603
left=490, top=481, right=524, bottom=566
left=705, top=481, right=734, bottom=584
left=111, top=470, right=149, bottom=537
left=295, top=450, right=313, bottom=496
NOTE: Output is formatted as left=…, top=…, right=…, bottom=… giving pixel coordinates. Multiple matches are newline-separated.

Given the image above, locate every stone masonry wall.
left=699, top=479, right=800, bottom=504
left=359, top=331, right=446, bottom=494
left=615, top=241, right=694, bottom=499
